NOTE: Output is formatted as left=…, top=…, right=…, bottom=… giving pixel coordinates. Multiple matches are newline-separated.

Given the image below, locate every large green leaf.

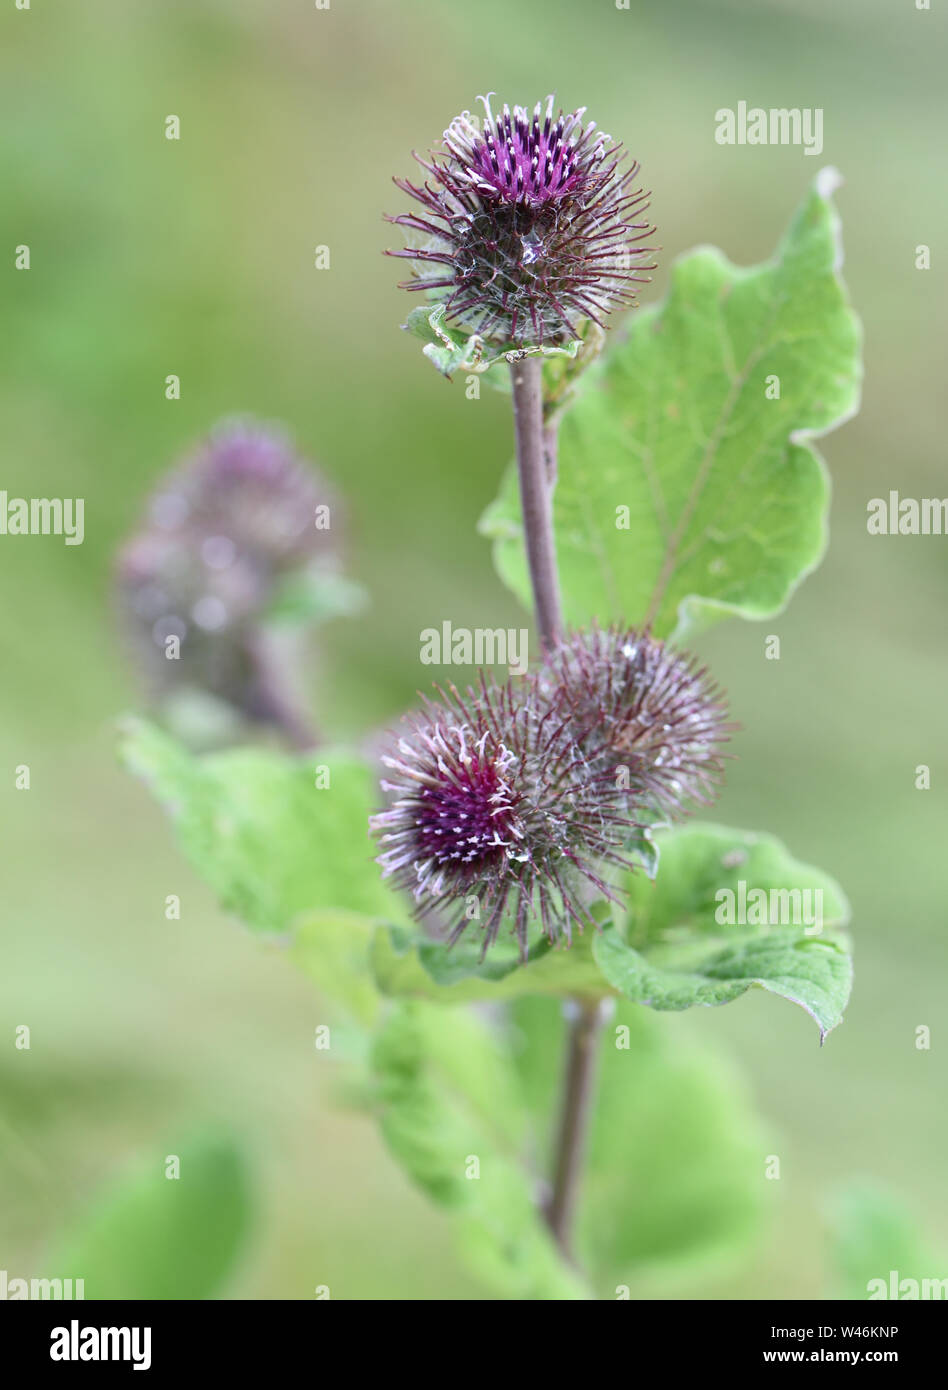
left=371, top=1001, right=588, bottom=1299
left=593, top=823, right=852, bottom=1040
left=510, top=996, right=765, bottom=1291
left=48, top=1134, right=253, bottom=1299
left=120, top=718, right=403, bottom=934
left=480, top=173, right=862, bottom=638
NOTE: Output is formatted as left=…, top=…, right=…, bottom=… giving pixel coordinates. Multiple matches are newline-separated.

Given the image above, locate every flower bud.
left=371, top=678, right=638, bottom=954
left=387, top=95, right=656, bottom=347
left=539, top=626, right=732, bottom=821
left=372, top=629, right=731, bottom=955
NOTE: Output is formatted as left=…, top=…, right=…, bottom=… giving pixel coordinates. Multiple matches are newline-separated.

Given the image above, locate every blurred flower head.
left=387, top=95, right=655, bottom=347
left=116, top=421, right=339, bottom=732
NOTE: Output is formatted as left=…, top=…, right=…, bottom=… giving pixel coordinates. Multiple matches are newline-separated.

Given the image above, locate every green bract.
left=404, top=302, right=581, bottom=382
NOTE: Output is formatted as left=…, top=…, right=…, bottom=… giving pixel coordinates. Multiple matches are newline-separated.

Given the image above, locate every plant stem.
left=546, top=998, right=608, bottom=1260
left=509, top=356, right=602, bottom=1263
left=542, top=416, right=560, bottom=486
left=510, top=358, right=563, bottom=651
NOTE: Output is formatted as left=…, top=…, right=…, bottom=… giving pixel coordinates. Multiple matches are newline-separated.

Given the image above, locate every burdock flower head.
left=371, top=631, right=730, bottom=955
left=116, top=420, right=340, bottom=739
left=540, top=626, right=732, bottom=822
left=371, top=677, right=639, bottom=954
left=387, top=95, right=656, bottom=347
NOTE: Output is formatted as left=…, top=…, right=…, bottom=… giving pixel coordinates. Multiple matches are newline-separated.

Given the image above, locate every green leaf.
left=404, top=302, right=580, bottom=384
left=480, top=172, right=862, bottom=638
left=371, top=1001, right=588, bottom=1299
left=120, top=718, right=407, bottom=934
left=48, top=1134, right=253, bottom=1299
left=593, top=823, right=852, bottom=1040
left=617, top=820, right=850, bottom=945
left=826, top=1183, right=944, bottom=1300
left=372, top=923, right=610, bottom=1004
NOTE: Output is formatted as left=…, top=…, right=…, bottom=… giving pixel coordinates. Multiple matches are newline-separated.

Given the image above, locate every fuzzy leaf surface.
left=593, top=823, right=852, bottom=1039
left=120, top=719, right=400, bottom=935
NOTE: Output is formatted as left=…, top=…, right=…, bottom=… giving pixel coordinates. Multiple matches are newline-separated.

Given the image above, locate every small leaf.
left=480, top=173, right=862, bottom=638
left=593, top=823, right=853, bottom=1039
left=372, top=1001, right=588, bottom=1299
left=48, top=1135, right=253, bottom=1300
left=595, top=928, right=851, bottom=1041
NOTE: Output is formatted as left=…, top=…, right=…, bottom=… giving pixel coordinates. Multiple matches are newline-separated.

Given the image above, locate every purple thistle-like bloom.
left=371, top=677, right=641, bottom=954
left=372, top=630, right=731, bottom=956
left=116, top=421, right=338, bottom=732
left=540, top=626, right=732, bottom=821
left=387, top=95, right=656, bottom=346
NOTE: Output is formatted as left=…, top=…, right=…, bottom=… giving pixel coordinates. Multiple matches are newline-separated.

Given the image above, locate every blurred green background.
left=1, top=0, right=945, bottom=1298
